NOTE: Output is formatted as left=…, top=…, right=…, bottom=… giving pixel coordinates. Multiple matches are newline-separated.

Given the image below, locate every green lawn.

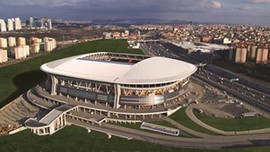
left=0, top=125, right=269, bottom=152
left=169, top=108, right=220, bottom=135
left=194, top=110, right=270, bottom=131
left=0, top=125, right=182, bottom=152
left=0, top=39, right=142, bottom=108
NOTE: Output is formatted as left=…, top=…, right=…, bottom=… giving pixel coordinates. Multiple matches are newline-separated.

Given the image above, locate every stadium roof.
left=41, top=52, right=197, bottom=84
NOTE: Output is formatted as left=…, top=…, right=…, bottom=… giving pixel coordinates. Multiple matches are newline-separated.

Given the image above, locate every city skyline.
left=0, top=0, right=270, bottom=151
left=0, top=0, right=270, bottom=25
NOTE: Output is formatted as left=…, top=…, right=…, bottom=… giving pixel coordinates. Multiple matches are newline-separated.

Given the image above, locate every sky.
left=0, top=0, right=270, bottom=25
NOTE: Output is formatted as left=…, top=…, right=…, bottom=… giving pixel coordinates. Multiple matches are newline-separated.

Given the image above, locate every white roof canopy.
left=41, top=52, right=197, bottom=84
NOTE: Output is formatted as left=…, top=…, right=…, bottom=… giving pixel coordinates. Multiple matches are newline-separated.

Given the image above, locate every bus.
left=230, top=78, right=239, bottom=82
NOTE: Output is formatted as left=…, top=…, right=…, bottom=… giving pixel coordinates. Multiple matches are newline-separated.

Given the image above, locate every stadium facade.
left=25, top=52, right=197, bottom=135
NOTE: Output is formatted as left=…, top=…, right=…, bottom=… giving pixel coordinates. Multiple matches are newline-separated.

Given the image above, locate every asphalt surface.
left=67, top=117, right=270, bottom=149
left=140, top=42, right=270, bottom=116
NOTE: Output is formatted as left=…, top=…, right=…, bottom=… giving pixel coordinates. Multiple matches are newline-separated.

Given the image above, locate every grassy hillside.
left=0, top=39, right=142, bottom=108
left=0, top=125, right=269, bottom=152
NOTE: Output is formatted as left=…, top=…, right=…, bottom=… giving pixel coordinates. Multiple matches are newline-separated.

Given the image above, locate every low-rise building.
left=112, top=32, right=121, bottom=39
left=0, top=19, right=7, bottom=32
left=0, top=37, right=8, bottom=48
left=14, top=17, right=22, bottom=30
left=30, top=43, right=40, bottom=53
left=14, top=45, right=30, bottom=59
left=7, top=18, right=14, bottom=31
left=256, top=47, right=268, bottom=64
left=0, top=49, right=8, bottom=63
left=44, top=37, right=56, bottom=52
left=103, top=32, right=112, bottom=39
left=8, top=37, right=16, bottom=47
left=201, top=36, right=212, bottom=43
left=223, top=38, right=231, bottom=44
left=30, top=36, right=42, bottom=44
left=17, top=37, right=26, bottom=46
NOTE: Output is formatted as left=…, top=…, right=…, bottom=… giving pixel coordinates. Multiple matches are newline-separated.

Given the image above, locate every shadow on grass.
left=0, top=70, right=46, bottom=108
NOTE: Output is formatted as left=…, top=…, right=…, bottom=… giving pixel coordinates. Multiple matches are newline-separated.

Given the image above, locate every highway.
left=140, top=42, right=270, bottom=116
left=194, top=70, right=270, bottom=114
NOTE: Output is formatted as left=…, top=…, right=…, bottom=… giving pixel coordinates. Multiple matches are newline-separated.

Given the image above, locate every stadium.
left=24, top=52, right=197, bottom=135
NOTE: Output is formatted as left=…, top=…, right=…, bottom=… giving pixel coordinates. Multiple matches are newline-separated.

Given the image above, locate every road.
left=140, top=42, right=270, bottom=116
left=67, top=117, right=270, bottom=149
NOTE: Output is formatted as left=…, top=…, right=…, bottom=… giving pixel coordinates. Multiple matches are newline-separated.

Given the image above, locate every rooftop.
left=41, top=52, right=197, bottom=84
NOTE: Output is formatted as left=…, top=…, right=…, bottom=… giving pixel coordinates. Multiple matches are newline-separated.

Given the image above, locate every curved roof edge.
left=41, top=52, right=197, bottom=85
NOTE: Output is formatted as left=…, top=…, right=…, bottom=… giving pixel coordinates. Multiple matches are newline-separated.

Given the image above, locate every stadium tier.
left=41, top=52, right=196, bottom=108
left=24, top=52, right=197, bottom=135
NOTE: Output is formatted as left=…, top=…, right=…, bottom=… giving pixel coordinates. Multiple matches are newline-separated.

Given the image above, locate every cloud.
left=212, top=1, right=222, bottom=8
left=1, top=0, right=87, bottom=7
left=0, top=0, right=269, bottom=24
left=248, top=0, right=270, bottom=3
left=201, top=0, right=222, bottom=9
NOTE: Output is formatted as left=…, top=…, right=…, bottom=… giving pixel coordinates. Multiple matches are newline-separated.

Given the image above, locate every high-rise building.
left=8, top=37, right=16, bottom=47
left=229, top=46, right=235, bottom=61
left=246, top=44, right=252, bottom=60
left=47, top=19, right=52, bottom=30
left=0, top=49, right=8, bottom=63
left=235, top=47, right=242, bottom=63
left=14, top=45, right=29, bottom=59
left=14, top=18, right=22, bottom=30
left=30, top=37, right=41, bottom=53
left=30, top=36, right=42, bottom=45
left=0, top=37, right=8, bottom=48
left=0, top=19, right=7, bottom=32
left=38, top=18, right=53, bottom=30
left=135, top=30, right=141, bottom=36
left=44, top=37, right=56, bottom=52
left=17, top=37, right=26, bottom=46
left=250, top=45, right=257, bottom=61
left=256, top=47, right=269, bottom=64
left=7, top=18, right=14, bottom=31
left=125, top=30, right=129, bottom=35
left=30, top=43, right=40, bottom=53
left=34, top=17, right=39, bottom=26
left=235, top=47, right=247, bottom=63
left=29, top=17, right=34, bottom=29
left=41, top=20, right=45, bottom=28
left=240, top=48, right=247, bottom=63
